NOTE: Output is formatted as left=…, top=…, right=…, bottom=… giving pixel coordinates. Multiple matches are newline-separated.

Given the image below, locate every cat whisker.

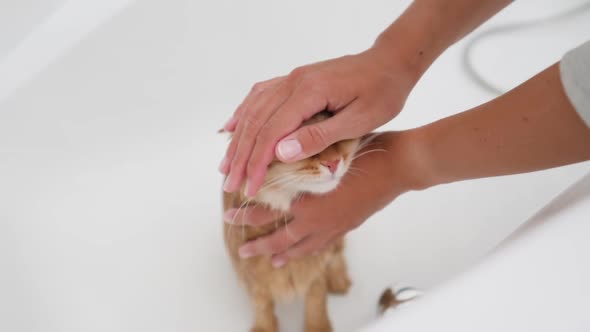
left=261, top=175, right=291, bottom=187
left=260, top=177, right=295, bottom=191
left=352, top=148, right=388, bottom=161
left=356, top=133, right=380, bottom=151
left=345, top=170, right=362, bottom=179
left=356, top=141, right=378, bottom=152
left=238, top=199, right=256, bottom=241
left=258, top=173, right=301, bottom=192
left=270, top=175, right=306, bottom=194
left=347, top=166, right=368, bottom=175
left=281, top=214, right=292, bottom=240
left=261, top=174, right=307, bottom=237
left=259, top=173, right=308, bottom=194
left=226, top=197, right=253, bottom=240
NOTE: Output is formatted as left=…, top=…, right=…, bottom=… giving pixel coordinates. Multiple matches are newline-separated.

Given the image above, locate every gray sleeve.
left=560, top=40, right=590, bottom=128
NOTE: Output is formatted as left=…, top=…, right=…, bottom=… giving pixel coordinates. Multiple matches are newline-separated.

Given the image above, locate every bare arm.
left=230, top=62, right=590, bottom=265
left=375, top=0, right=513, bottom=75
left=221, top=0, right=514, bottom=196
left=415, top=63, right=590, bottom=187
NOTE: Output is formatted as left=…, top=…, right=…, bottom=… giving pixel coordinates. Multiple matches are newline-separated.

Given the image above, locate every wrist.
left=380, top=129, right=440, bottom=193
left=340, top=130, right=438, bottom=222
left=363, top=39, right=422, bottom=89
left=369, top=1, right=448, bottom=83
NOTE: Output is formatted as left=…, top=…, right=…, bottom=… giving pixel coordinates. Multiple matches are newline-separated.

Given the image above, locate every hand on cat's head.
left=218, top=48, right=415, bottom=198
left=221, top=112, right=364, bottom=201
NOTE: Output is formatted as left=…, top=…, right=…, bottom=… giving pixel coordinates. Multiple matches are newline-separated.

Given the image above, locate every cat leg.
left=249, top=288, right=278, bottom=332
left=326, top=247, right=352, bottom=295
left=304, top=278, right=332, bottom=332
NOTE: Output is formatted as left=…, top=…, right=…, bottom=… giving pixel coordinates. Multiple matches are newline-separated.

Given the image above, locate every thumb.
left=275, top=103, right=367, bottom=162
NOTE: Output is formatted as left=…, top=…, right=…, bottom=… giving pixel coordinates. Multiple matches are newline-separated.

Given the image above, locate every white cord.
left=462, top=1, right=590, bottom=95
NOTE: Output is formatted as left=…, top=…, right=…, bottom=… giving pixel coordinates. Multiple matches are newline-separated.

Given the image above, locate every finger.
left=238, top=223, right=306, bottom=259
left=220, top=105, right=251, bottom=175
left=270, top=236, right=328, bottom=268
left=243, top=86, right=329, bottom=196
left=224, top=80, right=295, bottom=193
left=223, top=206, right=283, bottom=226
left=219, top=78, right=285, bottom=174
left=275, top=100, right=372, bottom=162
left=224, top=76, right=286, bottom=132
left=221, top=81, right=285, bottom=178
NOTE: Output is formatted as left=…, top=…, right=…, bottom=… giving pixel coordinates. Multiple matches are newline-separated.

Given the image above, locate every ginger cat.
left=223, top=112, right=362, bottom=332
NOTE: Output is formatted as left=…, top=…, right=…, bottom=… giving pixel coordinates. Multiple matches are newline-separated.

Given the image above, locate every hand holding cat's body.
left=226, top=132, right=416, bottom=267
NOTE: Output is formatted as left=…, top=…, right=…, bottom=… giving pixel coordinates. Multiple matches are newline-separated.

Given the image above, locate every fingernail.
left=239, top=246, right=254, bottom=259
left=272, top=257, right=286, bottom=268
left=244, top=180, right=256, bottom=197
left=223, top=209, right=238, bottom=223
left=223, top=176, right=234, bottom=192
left=277, top=139, right=302, bottom=161
left=219, top=156, right=228, bottom=174
left=223, top=116, right=236, bottom=131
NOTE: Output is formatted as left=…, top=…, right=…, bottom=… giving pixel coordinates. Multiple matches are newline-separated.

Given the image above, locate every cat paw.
left=327, top=274, right=351, bottom=295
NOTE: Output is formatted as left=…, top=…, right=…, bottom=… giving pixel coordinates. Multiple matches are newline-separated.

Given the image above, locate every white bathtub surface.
left=362, top=173, right=590, bottom=332
left=0, top=1, right=589, bottom=331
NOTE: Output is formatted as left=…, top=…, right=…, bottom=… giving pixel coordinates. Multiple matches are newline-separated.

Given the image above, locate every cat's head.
left=265, top=136, right=360, bottom=195
left=256, top=112, right=362, bottom=209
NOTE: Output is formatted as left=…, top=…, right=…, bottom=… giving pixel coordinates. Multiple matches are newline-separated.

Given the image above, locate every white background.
left=0, top=0, right=589, bottom=331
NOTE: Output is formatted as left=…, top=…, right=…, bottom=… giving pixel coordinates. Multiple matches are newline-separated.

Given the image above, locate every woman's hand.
left=222, top=132, right=428, bottom=267
left=220, top=44, right=420, bottom=197
left=218, top=0, right=515, bottom=198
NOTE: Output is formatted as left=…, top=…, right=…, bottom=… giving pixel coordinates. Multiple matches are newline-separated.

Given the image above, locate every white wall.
left=0, top=1, right=588, bottom=331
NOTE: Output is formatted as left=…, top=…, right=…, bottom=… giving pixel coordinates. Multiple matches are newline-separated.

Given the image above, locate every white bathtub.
left=1, top=1, right=589, bottom=331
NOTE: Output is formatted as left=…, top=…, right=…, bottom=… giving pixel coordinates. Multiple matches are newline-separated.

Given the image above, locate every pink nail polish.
left=277, top=139, right=302, bottom=160
left=219, top=156, right=228, bottom=174
left=244, top=180, right=256, bottom=197
left=223, top=209, right=238, bottom=223
left=223, top=176, right=233, bottom=192
left=272, top=257, right=286, bottom=268
left=224, top=116, right=236, bottom=131
left=239, top=246, right=254, bottom=259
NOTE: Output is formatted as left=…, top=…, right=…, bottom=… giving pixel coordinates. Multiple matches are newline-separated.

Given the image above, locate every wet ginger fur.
left=223, top=112, right=363, bottom=332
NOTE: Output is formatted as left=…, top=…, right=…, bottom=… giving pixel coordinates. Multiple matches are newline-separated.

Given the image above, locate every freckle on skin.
left=522, top=116, right=529, bottom=123
left=419, top=51, right=424, bottom=56
left=473, top=127, right=480, bottom=132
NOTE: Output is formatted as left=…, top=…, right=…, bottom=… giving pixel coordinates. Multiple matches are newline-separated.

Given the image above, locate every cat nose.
left=320, top=159, right=340, bottom=174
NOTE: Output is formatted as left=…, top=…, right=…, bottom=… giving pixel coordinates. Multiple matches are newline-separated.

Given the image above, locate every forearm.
left=373, top=0, right=513, bottom=78
left=409, top=63, right=590, bottom=189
